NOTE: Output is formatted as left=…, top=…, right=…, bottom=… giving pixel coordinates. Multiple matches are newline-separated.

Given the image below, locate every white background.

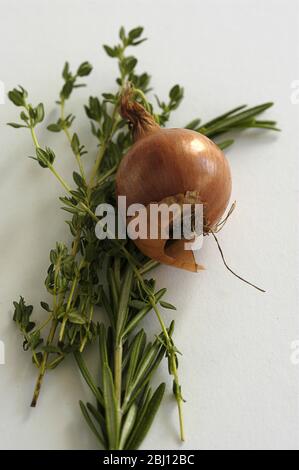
left=0, top=0, right=298, bottom=450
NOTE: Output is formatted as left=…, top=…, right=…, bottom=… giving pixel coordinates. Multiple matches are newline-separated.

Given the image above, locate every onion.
left=116, top=89, right=232, bottom=272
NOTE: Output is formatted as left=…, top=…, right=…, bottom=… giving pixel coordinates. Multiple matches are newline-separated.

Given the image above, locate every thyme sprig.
left=9, top=25, right=278, bottom=448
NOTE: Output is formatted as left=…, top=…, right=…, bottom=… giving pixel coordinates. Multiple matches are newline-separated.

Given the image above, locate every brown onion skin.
left=115, top=93, right=232, bottom=271
left=116, top=128, right=232, bottom=229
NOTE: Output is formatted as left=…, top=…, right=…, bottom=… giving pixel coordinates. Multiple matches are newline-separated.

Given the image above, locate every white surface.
left=0, top=0, right=298, bottom=450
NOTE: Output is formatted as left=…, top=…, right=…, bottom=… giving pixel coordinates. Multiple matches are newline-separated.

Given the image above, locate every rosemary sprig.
left=8, top=25, right=278, bottom=448
left=195, top=102, right=279, bottom=147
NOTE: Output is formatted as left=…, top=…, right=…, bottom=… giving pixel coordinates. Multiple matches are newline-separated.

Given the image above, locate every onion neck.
left=120, top=86, right=160, bottom=141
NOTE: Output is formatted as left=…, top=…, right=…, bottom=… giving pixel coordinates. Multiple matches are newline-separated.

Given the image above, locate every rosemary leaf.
left=102, top=362, right=119, bottom=450
left=124, top=383, right=166, bottom=450
left=79, top=401, right=104, bottom=446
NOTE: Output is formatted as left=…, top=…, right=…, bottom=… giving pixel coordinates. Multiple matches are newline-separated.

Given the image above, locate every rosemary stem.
left=114, top=338, right=123, bottom=446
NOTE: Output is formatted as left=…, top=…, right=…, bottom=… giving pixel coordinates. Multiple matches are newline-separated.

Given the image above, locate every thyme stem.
left=60, top=99, right=86, bottom=180
left=89, top=107, right=121, bottom=189
left=30, top=319, right=58, bottom=407
left=151, top=301, right=185, bottom=442
left=26, top=114, right=73, bottom=195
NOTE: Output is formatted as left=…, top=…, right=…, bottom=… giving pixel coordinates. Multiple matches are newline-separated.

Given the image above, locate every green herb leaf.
left=124, top=383, right=165, bottom=449
left=217, top=139, right=235, bottom=150
left=68, top=310, right=86, bottom=325
left=119, top=403, right=137, bottom=449
left=103, top=45, right=118, bottom=58
left=35, top=103, right=45, bottom=123
left=185, top=118, right=201, bottom=130
left=128, top=26, right=143, bottom=41
left=7, top=122, right=27, bottom=128
left=77, top=61, right=93, bottom=77
left=79, top=401, right=104, bottom=446
left=74, top=352, right=104, bottom=406
left=123, top=56, right=137, bottom=74
left=40, top=301, right=51, bottom=312
left=71, top=133, right=80, bottom=155
left=35, top=147, right=55, bottom=168
left=125, top=330, right=146, bottom=396
left=62, top=62, right=70, bottom=80
left=160, top=300, right=177, bottom=310
left=8, top=87, right=27, bottom=107
left=102, top=362, right=119, bottom=450
left=47, top=123, right=62, bottom=132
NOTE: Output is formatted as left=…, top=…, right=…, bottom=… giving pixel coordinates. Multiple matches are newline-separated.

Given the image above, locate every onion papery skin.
left=116, top=103, right=232, bottom=272
left=117, top=128, right=231, bottom=228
